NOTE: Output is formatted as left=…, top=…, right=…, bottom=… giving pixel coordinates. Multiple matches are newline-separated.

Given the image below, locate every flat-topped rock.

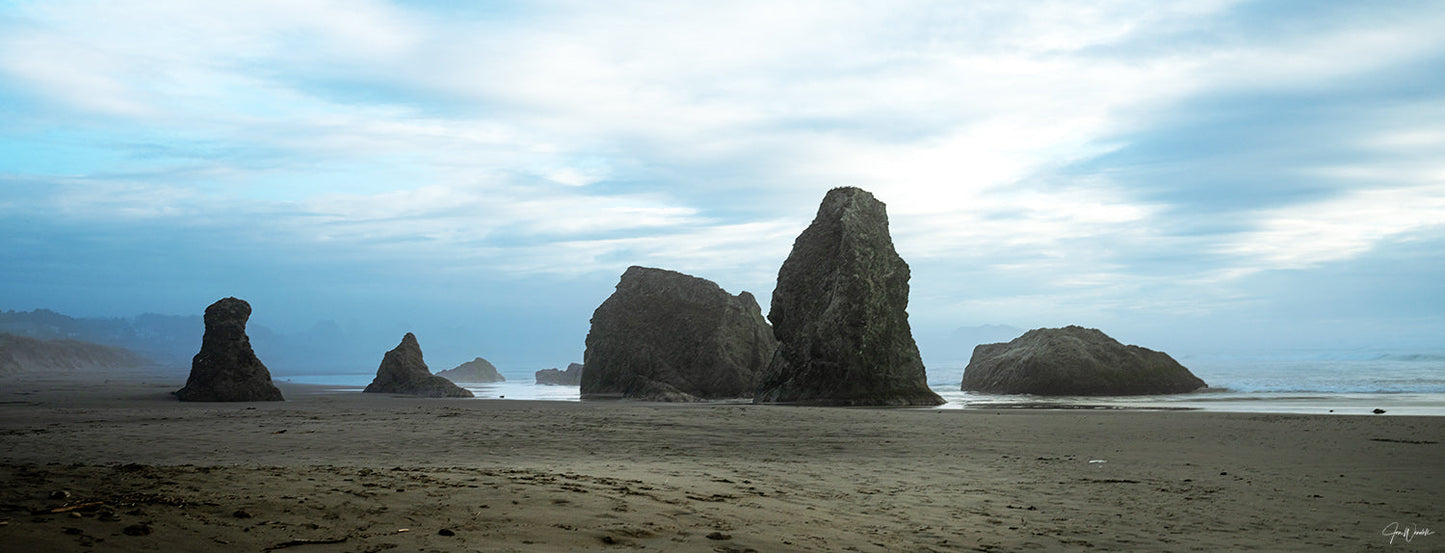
left=364, top=333, right=473, bottom=398
left=581, top=266, right=777, bottom=401
left=176, top=297, right=283, bottom=402
left=536, top=363, right=583, bottom=386
left=756, top=187, right=943, bottom=406
left=436, top=357, right=505, bottom=383
left=960, top=326, right=1207, bottom=396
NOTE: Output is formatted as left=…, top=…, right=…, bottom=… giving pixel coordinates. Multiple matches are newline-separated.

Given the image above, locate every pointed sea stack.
left=364, top=333, right=474, bottom=398
left=960, top=326, right=1207, bottom=395
left=756, top=187, right=944, bottom=406
left=581, top=266, right=778, bottom=401
left=175, top=297, right=283, bottom=402
left=435, top=357, right=506, bottom=383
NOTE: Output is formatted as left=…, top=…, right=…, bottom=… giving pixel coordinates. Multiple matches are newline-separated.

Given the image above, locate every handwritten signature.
left=1383, top=522, right=1436, bottom=544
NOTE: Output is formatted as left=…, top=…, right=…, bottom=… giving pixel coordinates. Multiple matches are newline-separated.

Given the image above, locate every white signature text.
left=1383, top=522, right=1436, bottom=544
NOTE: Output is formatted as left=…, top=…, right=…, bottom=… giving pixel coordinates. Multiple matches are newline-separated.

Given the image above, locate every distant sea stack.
left=756, top=187, right=944, bottom=406
left=581, top=266, right=778, bottom=401
left=364, top=333, right=474, bottom=398
left=435, top=357, right=505, bottom=383
left=536, top=363, right=583, bottom=386
left=175, top=297, right=284, bottom=402
left=960, top=326, right=1207, bottom=396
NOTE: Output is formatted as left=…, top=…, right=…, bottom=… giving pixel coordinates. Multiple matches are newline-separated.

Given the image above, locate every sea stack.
left=364, top=333, right=474, bottom=398
left=756, top=187, right=944, bottom=406
left=960, top=326, right=1207, bottom=395
left=581, top=266, right=778, bottom=401
left=536, top=363, right=584, bottom=386
left=435, top=357, right=506, bottom=383
left=175, top=297, right=283, bottom=402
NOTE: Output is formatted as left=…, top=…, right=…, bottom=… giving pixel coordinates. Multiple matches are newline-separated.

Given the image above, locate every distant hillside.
left=0, top=333, right=153, bottom=375
left=0, top=308, right=384, bottom=374
left=0, top=309, right=200, bottom=366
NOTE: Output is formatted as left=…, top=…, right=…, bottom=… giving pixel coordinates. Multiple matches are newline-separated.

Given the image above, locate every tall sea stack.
left=756, top=187, right=944, bottom=406
left=581, top=266, right=777, bottom=401
left=175, top=297, right=284, bottom=402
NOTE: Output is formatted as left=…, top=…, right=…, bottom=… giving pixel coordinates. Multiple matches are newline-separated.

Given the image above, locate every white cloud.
left=0, top=0, right=420, bottom=117
left=0, top=30, right=158, bottom=117
left=45, top=180, right=202, bottom=220
left=3, top=0, right=1445, bottom=344
left=1219, top=184, right=1445, bottom=271
left=1197, top=108, right=1445, bottom=277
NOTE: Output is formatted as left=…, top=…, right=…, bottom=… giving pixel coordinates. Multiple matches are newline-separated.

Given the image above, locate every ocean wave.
left=1207, top=384, right=1445, bottom=394
left=1374, top=353, right=1445, bottom=362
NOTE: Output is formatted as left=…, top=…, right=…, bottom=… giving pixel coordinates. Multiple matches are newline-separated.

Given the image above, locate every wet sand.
left=1, top=377, right=1441, bottom=552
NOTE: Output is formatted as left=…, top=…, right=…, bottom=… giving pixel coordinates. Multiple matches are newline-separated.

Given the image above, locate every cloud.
left=2, top=0, right=1444, bottom=357
left=1218, top=184, right=1445, bottom=271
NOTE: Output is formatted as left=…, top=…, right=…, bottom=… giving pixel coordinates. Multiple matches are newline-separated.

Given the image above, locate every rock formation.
left=363, top=333, right=473, bottom=398
left=535, top=363, right=584, bottom=386
left=581, top=266, right=778, bottom=401
left=175, top=297, right=284, bottom=402
left=960, top=326, right=1207, bottom=395
left=756, top=187, right=944, bottom=406
left=435, top=357, right=506, bottom=383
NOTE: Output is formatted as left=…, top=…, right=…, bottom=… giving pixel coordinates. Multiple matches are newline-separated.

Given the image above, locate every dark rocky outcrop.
left=175, top=298, right=284, bottom=402
left=364, top=333, right=473, bottom=398
left=581, top=266, right=778, bottom=401
left=0, top=333, right=152, bottom=375
left=960, top=326, right=1207, bottom=395
left=435, top=357, right=505, bottom=383
left=756, top=187, right=944, bottom=406
left=535, top=363, right=583, bottom=386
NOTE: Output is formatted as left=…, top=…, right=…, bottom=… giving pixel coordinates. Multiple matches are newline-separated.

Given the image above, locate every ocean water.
left=933, top=354, right=1445, bottom=416
left=275, top=353, right=1445, bottom=415
left=271, top=374, right=586, bottom=402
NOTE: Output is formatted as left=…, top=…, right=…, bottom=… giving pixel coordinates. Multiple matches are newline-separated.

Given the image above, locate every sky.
left=2, top=0, right=1443, bottom=373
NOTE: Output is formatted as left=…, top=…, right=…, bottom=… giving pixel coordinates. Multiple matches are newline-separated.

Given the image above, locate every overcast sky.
left=2, top=1, right=1442, bottom=372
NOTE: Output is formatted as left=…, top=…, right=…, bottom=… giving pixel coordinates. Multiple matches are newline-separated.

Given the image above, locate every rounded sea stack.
left=960, top=326, right=1207, bottom=396
left=436, top=357, right=505, bottom=383
left=581, top=266, right=777, bottom=401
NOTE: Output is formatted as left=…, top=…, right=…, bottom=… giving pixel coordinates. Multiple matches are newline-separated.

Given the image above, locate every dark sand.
left=1, top=377, right=1441, bottom=552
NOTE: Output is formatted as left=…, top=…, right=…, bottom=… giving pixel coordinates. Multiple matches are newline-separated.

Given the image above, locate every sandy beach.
left=1, top=377, right=1441, bottom=552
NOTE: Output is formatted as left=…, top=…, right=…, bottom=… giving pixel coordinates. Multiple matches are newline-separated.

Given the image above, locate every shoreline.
left=2, top=377, right=1442, bottom=551
left=280, top=373, right=1445, bottom=416
left=9, top=370, right=1444, bottom=416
